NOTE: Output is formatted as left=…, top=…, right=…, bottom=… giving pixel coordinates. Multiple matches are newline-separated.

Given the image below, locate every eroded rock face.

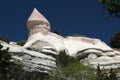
left=23, top=8, right=120, bottom=70
left=27, top=8, right=50, bottom=35
left=0, top=41, right=56, bottom=74
left=1, top=8, right=120, bottom=74
left=24, top=32, right=120, bottom=69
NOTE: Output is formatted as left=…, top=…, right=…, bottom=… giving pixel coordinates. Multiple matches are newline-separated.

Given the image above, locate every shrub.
left=53, top=31, right=61, bottom=35
left=54, top=50, right=96, bottom=80
left=110, top=32, right=120, bottom=48
left=56, top=50, right=69, bottom=67
left=17, top=40, right=26, bottom=46
left=0, top=44, right=23, bottom=80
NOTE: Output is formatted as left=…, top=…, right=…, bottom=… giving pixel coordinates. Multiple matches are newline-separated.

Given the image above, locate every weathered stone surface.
left=0, top=41, right=56, bottom=74
left=24, top=8, right=120, bottom=70
left=87, top=53, right=98, bottom=60
left=27, top=8, right=50, bottom=32
left=1, top=8, right=120, bottom=74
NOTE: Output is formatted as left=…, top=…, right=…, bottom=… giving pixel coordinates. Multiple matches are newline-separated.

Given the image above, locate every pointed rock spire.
left=27, top=8, right=49, bottom=23
left=27, top=8, right=50, bottom=31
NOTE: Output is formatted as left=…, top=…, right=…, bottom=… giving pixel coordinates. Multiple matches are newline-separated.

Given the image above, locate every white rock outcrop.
left=1, top=8, right=120, bottom=73
left=24, top=8, right=120, bottom=69
left=0, top=41, right=56, bottom=74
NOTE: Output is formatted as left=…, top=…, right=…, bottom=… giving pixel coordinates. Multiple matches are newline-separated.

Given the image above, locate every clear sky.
left=0, top=0, right=120, bottom=45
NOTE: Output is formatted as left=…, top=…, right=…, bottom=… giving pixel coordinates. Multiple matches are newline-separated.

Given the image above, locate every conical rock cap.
left=27, top=8, right=49, bottom=23
left=27, top=8, right=50, bottom=31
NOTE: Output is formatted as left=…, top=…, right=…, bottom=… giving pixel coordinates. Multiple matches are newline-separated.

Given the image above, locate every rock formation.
left=27, top=8, right=50, bottom=36
left=0, top=40, right=56, bottom=74
left=1, top=8, right=120, bottom=74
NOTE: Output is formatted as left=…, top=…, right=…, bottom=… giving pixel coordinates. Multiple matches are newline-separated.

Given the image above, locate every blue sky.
left=0, top=0, right=120, bottom=45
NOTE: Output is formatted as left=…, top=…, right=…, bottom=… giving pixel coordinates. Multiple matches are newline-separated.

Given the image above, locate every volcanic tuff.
left=1, top=8, right=120, bottom=73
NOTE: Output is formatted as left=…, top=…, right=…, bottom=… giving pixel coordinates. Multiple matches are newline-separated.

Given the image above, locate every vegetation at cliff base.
left=50, top=51, right=118, bottom=80
left=0, top=44, right=23, bottom=80
left=0, top=44, right=119, bottom=80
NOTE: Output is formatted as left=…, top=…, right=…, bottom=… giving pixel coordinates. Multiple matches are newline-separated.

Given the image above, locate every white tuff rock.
left=1, top=8, right=120, bottom=73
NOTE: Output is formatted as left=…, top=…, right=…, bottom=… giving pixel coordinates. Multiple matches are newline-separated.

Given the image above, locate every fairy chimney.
left=27, top=8, right=50, bottom=35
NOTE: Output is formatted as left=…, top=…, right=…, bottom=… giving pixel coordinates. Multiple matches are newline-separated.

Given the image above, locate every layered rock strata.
left=1, top=8, right=120, bottom=74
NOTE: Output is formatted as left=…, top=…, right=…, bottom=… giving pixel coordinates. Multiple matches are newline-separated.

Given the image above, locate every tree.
left=55, top=51, right=118, bottom=80
left=62, top=60, right=96, bottom=80
left=110, top=32, right=120, bottom=48
left=96, top=65, right=108, bottom=80
left=54, top=50, right=96, bottom=80
left=17, top=40, right=26, bottom=46
left=56, top=50, right=69, bottom=67
left=98, top=0, right=120, bottom=17
left=0, top=44, right=11, bottom=80
left=0, top=44, right=23, bottom=80
left=109, top=68, right=117, bottom=80
left=53, top=31, right=61, bottom=35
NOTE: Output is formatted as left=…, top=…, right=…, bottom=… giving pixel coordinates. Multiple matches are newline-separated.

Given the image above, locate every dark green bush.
left=98, top=0, right=120, bottom=17
left=17, top=40, right=26, bottom=46
left=0, top=44, right=24, bottom=80
left=56, top=50, right=69, bottom=67
left=110, top=32, right=120, bottom=48
left=53, top=31, right=61, bottom=35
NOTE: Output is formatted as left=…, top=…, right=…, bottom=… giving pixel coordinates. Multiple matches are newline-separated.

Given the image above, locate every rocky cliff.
left=1, top=8, right=120, bottom=74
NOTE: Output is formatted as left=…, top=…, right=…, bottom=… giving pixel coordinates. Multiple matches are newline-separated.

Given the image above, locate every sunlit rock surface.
left=1, top=8, right=120, bottom=74
left=24, top=8, right=120, bottom=69
left=0, top=41, right=56, bottom=74
left=24, top=32, right=120, bottom=69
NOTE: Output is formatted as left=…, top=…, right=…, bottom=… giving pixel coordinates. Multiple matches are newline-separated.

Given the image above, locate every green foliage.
left=96, top=65, right=118, bottom=80
left=54, top=51, right=118, bottom=80
left=54, top=51, right=96, bottom=80
left=0, top=44, right=23, bottom=80
left=56, top=50, right=79, bottom=67
left=17, top=40, right=26, bottom=46
left=62, top=61, right=96, bottom=80
left=9, top=64, right=24, bottom=80
left=0, top=44, right=118, bottom=80
left=56, top=50, right=69, bottom=67
left=50, top=67, right=65, bottom=80
left=110, top=32, right=120, bottom=48
left=0, top=45, right=11, bottom=79
left=53, top=31, right=61, bottom=35
left=0, top=44, right=51, bottom=80
left=98, top=0, right=120, bottom=17
left=96, top=65, right=106, bottom=80
left=21, top=72, right=49, bottom=80
left=98, top=0, right=106, bottom=3
left=109, top=68, right=117, bottom=80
